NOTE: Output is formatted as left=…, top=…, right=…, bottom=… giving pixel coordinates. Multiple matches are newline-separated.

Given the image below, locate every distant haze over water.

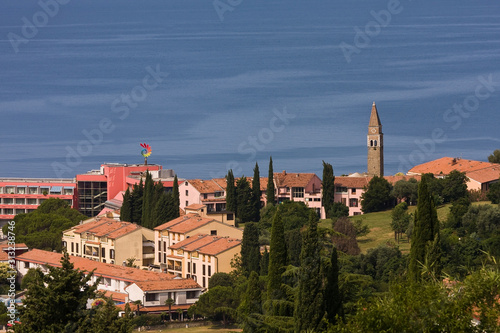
left=0, top=0, right=499, bottom=180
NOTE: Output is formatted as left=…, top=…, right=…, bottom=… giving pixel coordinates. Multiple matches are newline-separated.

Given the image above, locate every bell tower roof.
left=368, top=102, right=382, bottom=127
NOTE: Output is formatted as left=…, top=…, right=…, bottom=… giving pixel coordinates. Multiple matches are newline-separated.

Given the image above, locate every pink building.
left=0, top=178, right=77, bottom=223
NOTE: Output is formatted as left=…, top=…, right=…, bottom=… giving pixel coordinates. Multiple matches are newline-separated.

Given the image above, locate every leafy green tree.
left=325, top=246, right=342, bottom=325
left=322, top=161, right=336, bottom=218
left=120, top=188, right=132, bottom=222
left=441, top=170, right=469, bottom=203
left=226, top=170, right=237, bottom=213
left=74, top=298, right=133, bottom=333
left=260, top=247, right=269, bottom=276
left=391, top=202, right=411, bottom=243
left=188, top=286, right=238, bottom=325
left=487, top=180, right=500, bottom=204
left=328, top=202, right=349, bottom=219
left=409, top=176, right=440, bottom=281
left=445, top=196, right=471, bottom=229
left=267, top=210, right=287, bottom=306
left=0, top=301, right=7, bottom=327
left=2, top=199, right=86, bottom=252
left=16, top=252, right=98, bottom=332
left=251, top=163, right=261, bottom=222
left=241, top=222, right=261, bottom=275
left=236, top=176, right=253, bottom=223
left=391, top=178, right=418, bottom=205
left=266, top=156, right=275, bottom=205
left=259, top=200, right=311, bottom=231
left=488, top=149, right=500, bottom=163
left=295, top=211, right=324, bottom=333
left=361, top=176, right=394, bottom=213
left=237, top=271, right=263, bottom=332
left=462, top=204, right=500, bottom=239
left=20, top=268, right=44, bottom=290
left=209, top=272, right=234, bottom=288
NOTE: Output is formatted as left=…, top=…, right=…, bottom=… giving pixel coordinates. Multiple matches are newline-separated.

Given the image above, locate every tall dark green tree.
left=322, top=161, right=335, bottom=218
left=226, top=170, right=237, bottom=213
left=267, top=210, right=287, bottom=305
left=441, top=170, right=469, bottom=203
left=409, top=176, right=440, bottom=281
left=251, top=162, right=261, bottom=222
left=236, top=176, right=253, bottom=223
left=130, top=178, right=144, bottom=223
left=487, top=180, right=500, bottom=204
left=152, top=192, right=173, bottom=227
left=360, top=176, right=394, bottom=213
left=266, top=156, right=275, bottom=206
left=172, top=175, right=180, bottom=218
left=295, top=211, right=324, bottom=332
left=241, top=222, right=261, bottom=275
left=260, top=247, right=269, bottom=276
left=325, top=246, right=342, bottom=325
left=141, top=172, right=155, bottom=228
left=120, top=188, right=132, bottom=222
left=488, top=149, right=500, bottom=163
left=237, top=271, right=263, bottom=332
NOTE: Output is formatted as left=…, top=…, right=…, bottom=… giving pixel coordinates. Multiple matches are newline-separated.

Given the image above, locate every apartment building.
left=62, top=217, right=155, bottom=267
left=0, top=178, right=76, bottom=223
left=169, top=234, right=242, bottom=288
left=16, top=249, right=202, bottom=313
left=154, top=213, right=243, bottom=271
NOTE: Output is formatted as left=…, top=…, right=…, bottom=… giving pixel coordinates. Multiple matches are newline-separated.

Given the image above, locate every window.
left=24, top=262, right=29, bottom=269
left=4, top=209, right=13, bottom=215
left=15, top=198, right=25, bottom=205
left=352, top=188, right=356, bottom=194
left=227, top=213, right=234, bottom=220
left=101, top=248, right=105, bottom=258
left=208, top=266, right=211, bottom=276
left=186, top=291, right=197, bottom=299
left=3, top=198, right=13, bottom=205
left=202, top=264, right=206, bottom=275
left=336, top=186, right=348, bottom=193
left=163, top=241, right=166, bottom=251
left=193, top=263, right=196, bottom=274
left=187, top=262, right=191, bottom=273
left=71, top=242, right=74, bottom=252
left=76, top=244, right=79, bottom=253
left=203, top=194, right=207, bottom=199
left=64, top=188, right=73, bottom=195
left=349, top=198, right=358, bottom=207
left=17, top=187, right=26, bottom=194
left=214, top=191, right=223, bottom=198
left=185, top=190, right=189, bottom=196
left=313, top=198, right=321, bottom=202
left=185, top=201, right=189, bottom=207
left=158, top=240, right=161, bottom=251
left=145, top=293, right=159, bottom=302
left=374, top=140, right=377, bottom=147
left=292, top=187, right=304, bottom=198
left=210, top=230, right=217, bottom=236
left=353, top=212, right=362, bottom=216
left=163, top=253, right=166, bottom=263
left=27, top=198, right=37, bottom=205
left=29, top=187, right=38, bottom=194
left=15, top=209, right=25, bottom=214
left=110, top=249, right=115, bottom=259
left=5, top=187, right=15, bottom=194
left=341, top=198, right=347, bottom=205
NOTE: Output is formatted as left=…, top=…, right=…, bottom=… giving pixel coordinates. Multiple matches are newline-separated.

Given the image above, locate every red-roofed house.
left=153, top=214, right=242, bottom=273
left=168, top=234, right=242, bottom=288
left=62, top=217, right=155, bottom=267
left=16, top=249, right=202, bottom=312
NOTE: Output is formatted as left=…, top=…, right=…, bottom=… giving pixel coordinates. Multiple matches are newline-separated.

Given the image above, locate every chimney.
left=282, top=170, right=286, bottom=175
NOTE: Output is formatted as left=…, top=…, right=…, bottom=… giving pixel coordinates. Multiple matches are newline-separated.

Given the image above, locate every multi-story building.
left=76, top=163, right=163, bottom=218
left=16, top=249, right=202, bottom=314
left=62, top=217, right=155, bottom=267
left=154, top=213, right=243, bottom=272
left=169, top=234, right=242, bottom=288
left=0, top=178, right=76, bottom=224
left=179, top=178, right=227, bottom=213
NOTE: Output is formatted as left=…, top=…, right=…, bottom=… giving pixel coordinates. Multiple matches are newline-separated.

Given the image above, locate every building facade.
left=367, top=102, right=384, bottom=177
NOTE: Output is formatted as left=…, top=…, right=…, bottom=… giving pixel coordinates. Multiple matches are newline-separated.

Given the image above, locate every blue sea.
left=0, top=0, right=499, bottom=180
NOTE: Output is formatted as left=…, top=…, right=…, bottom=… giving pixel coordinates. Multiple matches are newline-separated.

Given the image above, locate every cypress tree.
left=237, top=271, right=263, bottom=331
left=322, top=161, right=335, bottom=218
left=409, top=176, right=440, bottom=281
left=152, top=192, right=172, bottom=227
left=251, top=162, right=261, bottom=222
left=172, top=175, right=180, bottom=218
left=266, top=156, right=275, bottom=205
left=130, top=178, right=143, bottom=223
left=120, top=188, right=132, bottom=222
left=241, top=222, right=261, bottom=275
left=267, top=210, right=287, bottom=303
left=141, top=172, right=154, bottom=228
left=295, top=211, right=324, bottom=332
left=260, top=247, right=269, bottom=276
left=325, top=246, right=342, bottom=324
left=236, top=176, right=253, bottom=223
left=226, top=170, right=237, bottom=213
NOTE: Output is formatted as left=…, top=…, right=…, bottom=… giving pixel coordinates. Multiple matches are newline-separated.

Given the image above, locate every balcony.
left=143, top=253, right=155, bottom=259
left=143, top=241, right=155, bottom=247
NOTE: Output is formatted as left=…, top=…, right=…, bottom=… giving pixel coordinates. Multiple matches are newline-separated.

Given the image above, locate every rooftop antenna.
left=140, top=143, right=152, bottom=165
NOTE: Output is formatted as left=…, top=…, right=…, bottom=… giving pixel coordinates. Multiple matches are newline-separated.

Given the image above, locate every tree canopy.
left=488, top=149, right=500, bottom=163
left=361, top=176, right=394, bottom=213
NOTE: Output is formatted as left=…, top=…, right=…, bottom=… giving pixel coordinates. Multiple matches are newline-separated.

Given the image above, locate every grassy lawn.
left=146, top=325, right=242, bottom=333
left=320, top=201, right=497, bottom=255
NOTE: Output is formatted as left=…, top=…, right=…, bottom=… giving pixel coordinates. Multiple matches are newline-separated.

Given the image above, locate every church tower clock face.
left=367, top=102, right=384, bottom=177
left=371, top=128, right=376, bottom=133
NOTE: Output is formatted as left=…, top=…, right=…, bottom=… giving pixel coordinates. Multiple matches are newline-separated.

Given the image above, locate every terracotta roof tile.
left=335, top=176, right=371, bottom=188
left=131, top=279, right=200, bottom=292
left=170, top=234, right=241, bottom=256
left=408, top=157, right=495, bottom=176
left=0, top=251, right=8, bottom=262
left=187, top=179, right=224, bottom=194
left=67, top=219, right=141, bottom=240
left=18, top=249, right=177, bottom=283
left=466, top=165, right=500, bottom=183
left=154, top=214, right=214, bottom=233
left=98, top=289, right=128, bottom=302
left=1, top=243, right=28, bottom=251
left=185, top=204, right=206, bottom=210
left=274, top=172, right=317, bottom=188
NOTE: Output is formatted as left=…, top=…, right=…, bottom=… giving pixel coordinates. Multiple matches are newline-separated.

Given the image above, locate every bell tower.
left=367, top=102, right=384, bottom=177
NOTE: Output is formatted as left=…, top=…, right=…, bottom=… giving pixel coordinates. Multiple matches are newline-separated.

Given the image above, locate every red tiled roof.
left=274, top=171, right=317, bottom=188
left=408, top=157, right=495, bottom=176
left=67, top=218, right=141, bottom=240
left=170, top=234, right=241, bottom=256
left=0, top=243, right=28, bottom=251
left=466, top=165, right=500, bottom=184
left=98, top=289, right=128, bottom=302
left=335, top=176, right=371, bottom=188
left=131, top=279, right=200, bottom=292
left=116, top=303, right=192, bottom=313
left=0, top=251, right=8, bottom=262
left=154, top=213, right=214, bottom=233
left=187, top=179, right=224, bottom=194
left=185, top=204, right=206, bottom=210
left=18, top=249, right=177, bottom=283
left=385, top=175, right=421, bottom=185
